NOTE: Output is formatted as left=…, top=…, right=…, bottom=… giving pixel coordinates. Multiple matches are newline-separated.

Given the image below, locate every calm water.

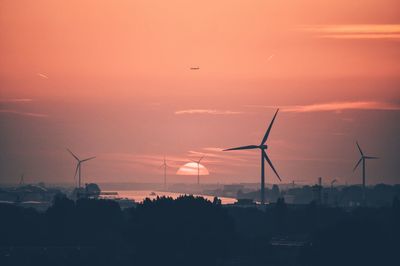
left=101, top=190, right=237, bottom=205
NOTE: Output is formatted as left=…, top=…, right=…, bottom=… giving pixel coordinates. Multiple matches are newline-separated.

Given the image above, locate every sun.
left=176, top=162, right=210, bottom=176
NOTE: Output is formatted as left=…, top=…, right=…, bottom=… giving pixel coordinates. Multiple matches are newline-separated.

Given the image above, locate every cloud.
left=281, top=101, right=400, bottom=113
left=0, top=98, right=33, bottom=103
left=319, top=34, right=400, bottom=39
left=103, top=153, right=190, bottom=169
left=188, top=150, right=250, bottom=163
left=298, top=24, right=400, bottom=39
left=175, top=109, right=243, bottom=115
left=203, top=147, right=224, bottom=152
left=247, top=101, right=400, bottom=113
left=0, top=109, right=48, bottom=118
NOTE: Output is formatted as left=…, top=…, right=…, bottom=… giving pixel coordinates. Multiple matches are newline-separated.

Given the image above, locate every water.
left=101, top=190, right=237, bottom=205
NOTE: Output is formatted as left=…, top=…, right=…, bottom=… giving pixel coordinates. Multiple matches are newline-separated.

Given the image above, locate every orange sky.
left=1, top=0, right=399, bottom=185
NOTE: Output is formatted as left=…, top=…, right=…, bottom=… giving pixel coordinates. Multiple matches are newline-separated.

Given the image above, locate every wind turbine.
left=224, top=109, right=282, bottom=205
left=159, top=156, right=169, bottom=189
left=330, top=179, right=337, bottom=190
left=67, top=149, right=96, bottom=189
left=19, top=173, right=25, bottom=186
left=330, top=179, right=338, bottom=206
left=353, top=141, right=378, bottom=205
left=192, top=156, right=205, bottom=185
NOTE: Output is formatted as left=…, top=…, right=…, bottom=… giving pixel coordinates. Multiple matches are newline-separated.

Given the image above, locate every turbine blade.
left=365, top=156, right=379, bottom=159
left=263, top=150, right=281, bottom=181
left=353, top=158, right=362, bottom=172
left=81, top=156, right=96, bottom=162
left=223, top=145, right=259, bottom=151
left=67, top=148, right=80, bottom=161
left=356, top=141, right=364, bottom=156
left=198, top=156, right=205, bottom=163
left=261, top=109, right=279, bottom=145
left=74, top=164, right=79, bottom=180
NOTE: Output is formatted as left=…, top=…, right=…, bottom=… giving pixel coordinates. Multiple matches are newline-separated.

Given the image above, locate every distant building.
left=71, top=183, right=101, bottom=199
left=223, top=184, right=245, bottom=197
left=312, top=178, right=323, bottom=204
left=85, top=183, right=101, bottom=198
left=270, top=184, right=280, bottom=203
left=283, top=194, right=295, bottom=204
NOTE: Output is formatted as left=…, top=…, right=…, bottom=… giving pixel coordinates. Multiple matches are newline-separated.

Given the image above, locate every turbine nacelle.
left=260, top=144, right=268, bottom=150
left=353, top=142, right=379, bottom=172
left=67, top=148, right=96, bottom=189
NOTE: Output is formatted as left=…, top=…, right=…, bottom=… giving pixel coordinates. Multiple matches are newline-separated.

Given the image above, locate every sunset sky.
left=1, top=0, right=399, bottom=186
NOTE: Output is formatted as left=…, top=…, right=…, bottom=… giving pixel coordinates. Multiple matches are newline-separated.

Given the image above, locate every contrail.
left=37, top=73, right=49, bottom=79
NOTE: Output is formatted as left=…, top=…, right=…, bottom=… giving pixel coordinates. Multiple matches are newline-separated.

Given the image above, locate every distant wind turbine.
left=192, top=156, right=205, bottom=185
left=353, top=141, right=378, bottom=205
left=330, top=179, right=337, bottom=190
left=19, top=173, right=25, bottom=186
left=224, top=109, right=282, bottom=205
left=159, top=156, right=169, bottom=189
left=67, top=149, right=96, bottom=189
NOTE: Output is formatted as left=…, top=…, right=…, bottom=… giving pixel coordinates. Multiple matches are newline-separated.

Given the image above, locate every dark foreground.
left=1, top=195, right=399, bottom=266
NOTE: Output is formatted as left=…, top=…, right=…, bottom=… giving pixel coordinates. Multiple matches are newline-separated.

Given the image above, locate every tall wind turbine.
left=192, top=156, right=205, bottom=185
left=353, top=141, right=378, bottom=205
left=224, top=109, right=282, bottom=205
left=159, top=156, right=169, bottom=189
left=67, top=149, right=96, bottom=189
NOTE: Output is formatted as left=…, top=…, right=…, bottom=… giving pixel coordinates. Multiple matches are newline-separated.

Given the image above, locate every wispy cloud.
left=103, top=153, right=190, bottom=169
left=187, top=149, right=250, bottom=163
left=298, top=24, right=400, bottom=39
left=282, top=101, right=400, bottom=113
left=203, top=147, right=224, bottom=152
left=0, top=98, right=33, bottom=103
left=0, top=109, right=48, bottom=118
left=175, top=109, right=243, bottom=115
left=247, top=101, right=400, bottom=113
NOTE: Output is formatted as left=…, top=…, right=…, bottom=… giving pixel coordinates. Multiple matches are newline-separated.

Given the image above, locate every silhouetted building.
left=312, top=177, right=323, bottom=204
left=223, top=184, right=245, bottom=197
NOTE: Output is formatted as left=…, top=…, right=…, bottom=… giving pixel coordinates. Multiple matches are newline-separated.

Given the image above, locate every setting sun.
left=176, top=162, right=209, bottom=176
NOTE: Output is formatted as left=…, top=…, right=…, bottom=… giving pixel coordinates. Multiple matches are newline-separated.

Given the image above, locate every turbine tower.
left=67, top=149, right=96, bottom=189
left=353, top=141, right=378, bottom=206
left=159, top=156, right=169, bottom=189
left=224, top=109, right=282, bottom=205
left=19, top=173, right=25, bottom=186
left=330, top=179, right=337, bottom=190
left=192, top=156, right=205, bottom=185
